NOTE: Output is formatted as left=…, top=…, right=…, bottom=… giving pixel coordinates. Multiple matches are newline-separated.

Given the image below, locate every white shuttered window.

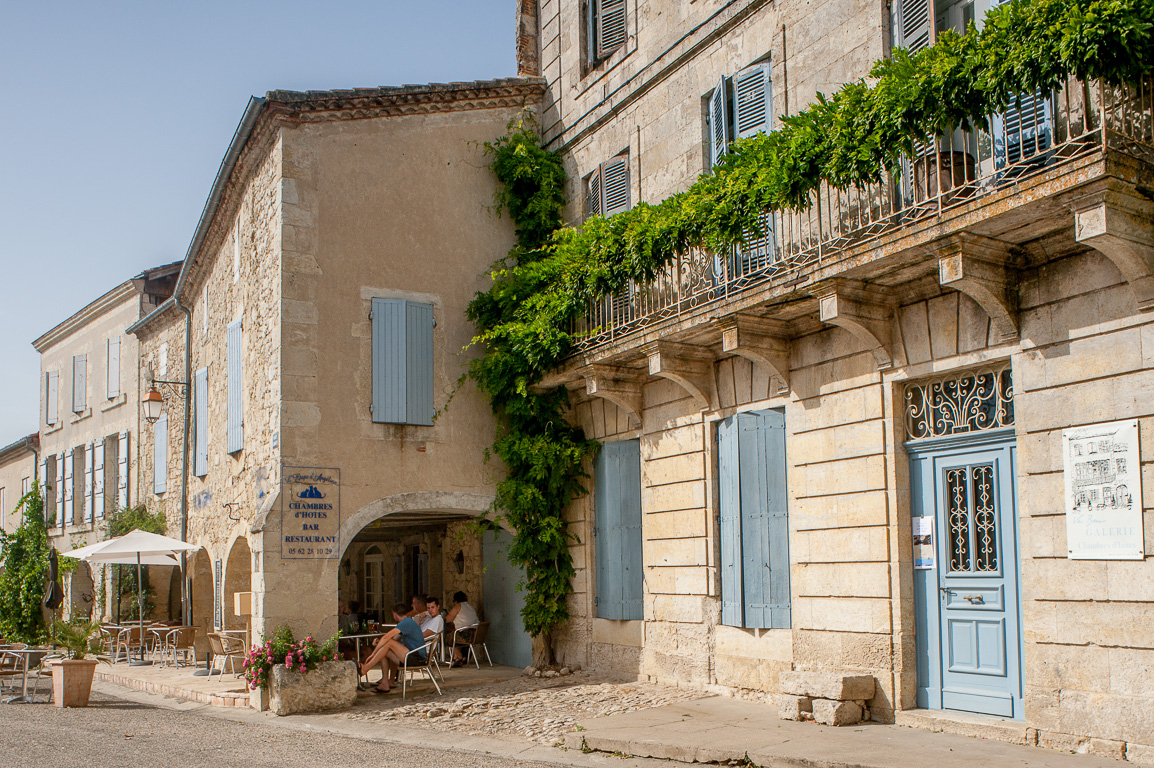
left=587, top=153, right=631, bottom=219
left=46, top=371, right=59, bottom=425
left=195, top=367, right=209, bottom=476
left=106, top=336, right=121, bottom=399
left=72, top=354, right=87, bottom=413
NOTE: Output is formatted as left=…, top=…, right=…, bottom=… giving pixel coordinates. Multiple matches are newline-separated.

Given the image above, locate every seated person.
left=445, top=591, right=479, bottom=666
left=420, top=596, right=445, bottom=639
left=405, top=594, right=429, bottom=624
left=337, top=598, right=361, bottom=633
left=359, top=602, right=428, bottom=694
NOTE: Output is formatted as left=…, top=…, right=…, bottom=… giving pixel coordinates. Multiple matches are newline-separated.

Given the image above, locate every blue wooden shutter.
left=55, top=452, right=65, bottom=527
left=595, top=439, right=642, bottom=620
left=106, top=336, right=121, bottom=399
left=406, top=302, right=435, bottom=426
left=72, top=354, right=87, bottom=413
left=618, top=439, right=644, bottom=620
left=600, top=155, right=631, bottom=215
left=709, top=77, right=729, bottom=169
left=717, top=416, right=744, bottom=626
left=594, top=443, right=622, bottom=619
left=227, top=319, right=243, bottom=452
left=733, top=62, right=772, bottom=139
left=372, top=298, right=407, bottom=423
left=83, top=442, right=94, bottom=524
left=194, top=367, right=208, bottom=476
left=738, top=410, right=791, bottom=629
left=154, top=414, right=168, bottom=494
left=46, top=371, right=58, bottom=425
left=594, top=0, right=627, bottom=60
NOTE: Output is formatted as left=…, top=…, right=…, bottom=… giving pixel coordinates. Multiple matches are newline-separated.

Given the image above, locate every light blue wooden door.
left=482, top=529, right=532, bottom=668
left=910, top=432, right=1022, bottom=718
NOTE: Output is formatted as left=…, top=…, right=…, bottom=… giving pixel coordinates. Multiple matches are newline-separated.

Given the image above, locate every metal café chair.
left=456, top=621, right=493, bottom=668
left=163, top=627, right=197, bottom=667
left=400, top=634, right=445, bottom=699
left=207, top=633, right=245, bottom=678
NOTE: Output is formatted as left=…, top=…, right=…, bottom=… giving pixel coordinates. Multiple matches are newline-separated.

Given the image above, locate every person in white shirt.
left=420, top=596, right=445, bottom=638
left=446, top=591, right=480, bottom=667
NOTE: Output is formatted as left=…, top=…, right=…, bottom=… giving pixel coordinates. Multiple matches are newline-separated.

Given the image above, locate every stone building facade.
left=30, top=264, right=179, bottom=619
left=516, top=0, right=1154, bottom=759
left=0, top=434, right=38, bottom=534
left=128, top=80, right=542, bottom=664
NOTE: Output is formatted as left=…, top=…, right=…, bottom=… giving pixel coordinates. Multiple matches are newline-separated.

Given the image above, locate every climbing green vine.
left=0, top=486, right=50, bottom=642
left=468, top=0, right=1154, bottom=659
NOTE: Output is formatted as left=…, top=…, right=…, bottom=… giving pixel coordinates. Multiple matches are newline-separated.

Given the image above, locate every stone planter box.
left=52, top=659, right=99, bottom=708
left=268, top=660, right=357, bottom=716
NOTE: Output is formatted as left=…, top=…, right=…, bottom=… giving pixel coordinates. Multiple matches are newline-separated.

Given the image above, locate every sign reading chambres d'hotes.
left=281, top=467, right=340, bottom=559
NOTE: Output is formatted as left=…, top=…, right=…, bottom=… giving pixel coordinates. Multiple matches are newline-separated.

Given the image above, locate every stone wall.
left=0, top=444, right=37, bottom=535
left=534, top=0, right=884, bottom=222
left=1011, top=246, right=1154, bottom=760
left=255, top=100, right=526, bottom=643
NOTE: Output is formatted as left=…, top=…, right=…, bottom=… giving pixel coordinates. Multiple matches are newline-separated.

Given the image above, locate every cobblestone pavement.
left=0, top=691, right=561, bottom=768
left=346, top=670, right=705, bottom=745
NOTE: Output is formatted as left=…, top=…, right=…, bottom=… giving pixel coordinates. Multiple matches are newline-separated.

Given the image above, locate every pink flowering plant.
left=243, top=625, right=341, bottom=690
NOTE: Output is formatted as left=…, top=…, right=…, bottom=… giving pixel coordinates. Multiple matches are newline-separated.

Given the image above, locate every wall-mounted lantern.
left=454, top=550, right=465, bottom=575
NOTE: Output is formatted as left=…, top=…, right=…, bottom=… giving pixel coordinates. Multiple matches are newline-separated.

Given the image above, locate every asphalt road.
left=0, top=691, right=555, bottom=768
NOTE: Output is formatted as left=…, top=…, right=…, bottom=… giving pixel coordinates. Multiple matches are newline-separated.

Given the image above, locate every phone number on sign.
left=285, top=546, right=334, bottom=556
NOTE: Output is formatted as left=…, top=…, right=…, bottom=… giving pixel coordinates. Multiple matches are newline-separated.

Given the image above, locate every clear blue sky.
left=0, top=0, right=515, bottom=442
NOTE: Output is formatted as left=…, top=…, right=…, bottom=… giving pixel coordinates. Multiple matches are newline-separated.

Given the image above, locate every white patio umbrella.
left=61, top=530, right=201, bottom=664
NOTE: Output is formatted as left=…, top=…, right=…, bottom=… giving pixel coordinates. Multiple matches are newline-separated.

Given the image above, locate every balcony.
left=567, top=77, right=1154, bottom=367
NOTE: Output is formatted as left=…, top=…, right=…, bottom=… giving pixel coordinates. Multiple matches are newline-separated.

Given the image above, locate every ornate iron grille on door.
left=905, top=364, right=1013, bottom=440
left=945, top=464, right=999, bottom=573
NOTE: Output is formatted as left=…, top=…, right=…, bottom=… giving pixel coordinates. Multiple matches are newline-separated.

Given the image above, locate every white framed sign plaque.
left=1063, top=418, right=1144, bottom=560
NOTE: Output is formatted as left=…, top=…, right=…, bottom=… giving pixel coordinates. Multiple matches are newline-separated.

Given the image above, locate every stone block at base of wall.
left=779, top=670, right=875, bottom=700
left=269, top=661, right=357, bottom=716
left=813, top=698, right=864, bottom=726
left=776, top=694, right=813, bottom=721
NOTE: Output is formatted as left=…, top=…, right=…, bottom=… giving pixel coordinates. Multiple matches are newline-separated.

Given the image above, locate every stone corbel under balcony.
left=932, top=233, right=1019, bottom=343
left=714, top=315, right=791, bottom=395
left=1072, top=182, right=1154, bottom=312
left=579, top=364, right=645, bottom=423
left=814, top=279, right=894, bottom=370
left=642, top=340, right=715, bottom=411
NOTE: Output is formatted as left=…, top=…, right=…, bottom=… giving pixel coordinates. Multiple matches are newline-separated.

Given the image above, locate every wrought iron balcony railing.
left=573, top=77, right=1154, bottom=352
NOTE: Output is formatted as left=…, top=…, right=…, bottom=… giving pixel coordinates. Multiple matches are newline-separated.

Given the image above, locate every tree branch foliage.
left=467, top=0, right=1153, bottom=644
left=0, top=486, right=50, bottom=642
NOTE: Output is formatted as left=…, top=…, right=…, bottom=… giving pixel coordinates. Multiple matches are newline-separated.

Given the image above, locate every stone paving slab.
left=569, top=697, right=1134, bottom=768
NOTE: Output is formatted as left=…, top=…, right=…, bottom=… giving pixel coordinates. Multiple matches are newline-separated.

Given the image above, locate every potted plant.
left=51, top=619, right=108, bottom=707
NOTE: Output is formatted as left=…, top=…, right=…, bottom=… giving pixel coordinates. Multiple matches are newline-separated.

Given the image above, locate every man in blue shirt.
left=359, top=602, right=428, bottom=693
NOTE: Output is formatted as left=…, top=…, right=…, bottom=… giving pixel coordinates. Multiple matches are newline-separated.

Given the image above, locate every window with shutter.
left=154, top=414, right=168, bottom=495
left=83, top=442, right=93, bottom=525
left=106, top=336, right=121, bottom=399
left=55, top=452, right=65, bottom=527
left=227, top=320, right=244, bottom=453
left=46, top=371, right=58, bottom=425
left=72, top=354, right=87, bottom=413
left=733, top=63, right=772, bottom=139
left=371, top=298, right=435, bottom=426
left=896, top=0, right=932, bottom=53
left=600, top=154, right=631, bottom=215
left=116, top=431, right=129, bottom=509
left=93, top=440, right=105, bottom=520
left=194, top=367, right=209, bottom=476
left=589, top=0, right=627, bottom=62
left=587, top=167, right=602, bottom=218
left=63, top=449, right=74, bottom=525
left=594, top=439, right=644, bottom=620
left=717, top=409, right=791, bottom=629
left=708, top=77, right=730, bottom=169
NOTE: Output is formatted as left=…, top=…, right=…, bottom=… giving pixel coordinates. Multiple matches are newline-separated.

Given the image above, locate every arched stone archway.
left=224, top=537, right=252, bottom=631
left=336, top=491, right=496, bottom=560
